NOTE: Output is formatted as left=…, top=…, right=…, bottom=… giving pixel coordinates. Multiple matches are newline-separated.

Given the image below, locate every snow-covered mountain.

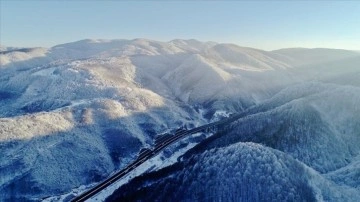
left=108, top=142, right=358, bottom=202
left=108, top=82, right=360, bottom=202
left=272, top=48, right=359, bottom=66
left=0, top=39, right=359, bottom=201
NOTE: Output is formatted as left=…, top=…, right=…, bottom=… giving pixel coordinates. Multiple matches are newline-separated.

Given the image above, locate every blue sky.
left=1, top=1, right=359, bottom=50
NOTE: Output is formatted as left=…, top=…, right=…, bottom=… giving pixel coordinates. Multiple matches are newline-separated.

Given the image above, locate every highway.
left=71, top=112, right=246, bottom=202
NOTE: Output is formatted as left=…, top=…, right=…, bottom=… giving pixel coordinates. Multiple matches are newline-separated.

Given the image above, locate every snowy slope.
left=290, top=56, right=360, bottom=86
left=1, top=39, right=359, bottom=201
left=0, top=47, right=49, bottom=69
left=108, top=142, right=359, bottom=202
left=272, top=48, right=359, bottom=66
left=226, top=83, right=360, bottom=173
left=161, top=43, right=301, bottom=115
left=108, top=81, right=360, bottom=202
left=0, top=40, right=204, bottom=201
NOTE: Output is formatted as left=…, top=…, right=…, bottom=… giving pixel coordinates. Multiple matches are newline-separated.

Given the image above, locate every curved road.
left=71, top=113, right=245, bottom=202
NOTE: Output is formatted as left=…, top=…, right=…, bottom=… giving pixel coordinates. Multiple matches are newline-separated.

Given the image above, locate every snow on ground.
left=272, top=48, right=359, bottom=66
left=210, top=110, right=231, bottom=122
left=42, top=132, right=208, bottom=202
left=92, top=132, right=208, bottom=201
left=108, top=142, right=360, bottom=202
left=0, top=47, right=49, bottom=67
left=324, top=154, right=360, bottom=189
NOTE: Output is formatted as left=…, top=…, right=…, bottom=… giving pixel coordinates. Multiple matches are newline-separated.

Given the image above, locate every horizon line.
left=1, top=38, right=359, bottom=52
